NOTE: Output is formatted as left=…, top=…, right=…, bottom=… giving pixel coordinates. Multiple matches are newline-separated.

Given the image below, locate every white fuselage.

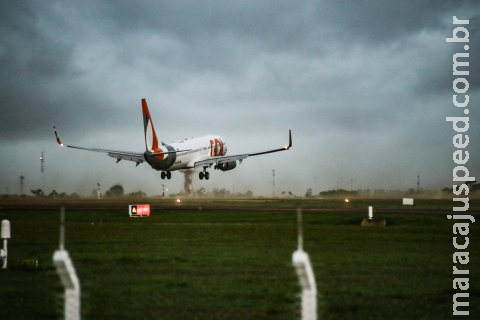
left=144, top=135, right=227, bottom=171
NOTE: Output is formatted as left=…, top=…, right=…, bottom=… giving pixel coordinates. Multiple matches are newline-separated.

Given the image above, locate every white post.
left=1, top=239, right=7, bottom=269
left=1, top=220, right=11, bottom=269
left=53, top=207, right=80, bottom=320
left=53, top=250, right=81, bottom=320
left=292, top=209, right=317, bottom=320
left=368, top=206, right=373, bottom=220
left=293, top=250, right=317, bottom=320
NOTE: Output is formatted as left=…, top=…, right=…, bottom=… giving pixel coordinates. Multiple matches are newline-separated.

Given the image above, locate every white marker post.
left=53, top=207, right=81, bottom=320
left=1, top=220, right=11, bottom=269
left=292, top=209, right=317, bottom=320
left=361, top=206, right=386, bottom=227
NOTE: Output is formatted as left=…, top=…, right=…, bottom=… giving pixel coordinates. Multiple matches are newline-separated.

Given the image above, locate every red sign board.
left=129, top=204, right=150, bottom=217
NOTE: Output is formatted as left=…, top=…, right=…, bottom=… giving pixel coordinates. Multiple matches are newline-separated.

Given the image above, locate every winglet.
left=248, top=129, right=293, bottom=157
left=53, top=126, right=64, bottom=146
left=286, top=129, right=292, bottom=150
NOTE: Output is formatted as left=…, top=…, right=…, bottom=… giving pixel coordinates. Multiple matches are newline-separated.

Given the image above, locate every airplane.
left=54, top=98, right=292, bottom=180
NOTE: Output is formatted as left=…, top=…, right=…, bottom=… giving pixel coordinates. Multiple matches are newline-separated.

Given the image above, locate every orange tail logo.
left=142, top=99, right=159, bottom=151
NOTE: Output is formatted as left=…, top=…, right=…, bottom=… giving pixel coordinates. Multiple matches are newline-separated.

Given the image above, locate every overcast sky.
left=0, top=0, right=479, bottom=197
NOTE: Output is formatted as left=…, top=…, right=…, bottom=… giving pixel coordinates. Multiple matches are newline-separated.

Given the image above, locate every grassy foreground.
left=0, top=199, right=479, bottom=319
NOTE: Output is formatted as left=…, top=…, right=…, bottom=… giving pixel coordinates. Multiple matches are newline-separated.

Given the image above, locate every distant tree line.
left=25, top=184, right=147, bottom=199
left=442, top=181, right=479, bottom=195
left=102, top=184, right=146, bottom=198
left=172, top=187, right=254, bottom=198
left=23, top=182, right=480, bottom=200
left=305, top=188, right=359, bottom=198
left=30, top=189, right=80, bottom=198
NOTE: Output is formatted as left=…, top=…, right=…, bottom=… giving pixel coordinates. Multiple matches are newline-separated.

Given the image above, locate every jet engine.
left=216, top=161, right=237, bottom=171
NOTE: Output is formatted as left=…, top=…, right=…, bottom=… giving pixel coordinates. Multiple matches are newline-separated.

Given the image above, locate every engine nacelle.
left=216, top=161, right=237, bottom=171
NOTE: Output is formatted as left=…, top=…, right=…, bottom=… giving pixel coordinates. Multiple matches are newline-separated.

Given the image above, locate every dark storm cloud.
left=99, top=0, right=480, bottom=97
left=99, top=1, right=464, bottom=48
left=0, top=2, right=70, bottom=79
left=1, top=1, right=477, bottom=141
left=0, top=1, right=121, bottom=141
left=315, top=1, right=458, bottom=42
left=312, top=0, right=479, bottom=93
left=101, top=1, right=309, bottom=49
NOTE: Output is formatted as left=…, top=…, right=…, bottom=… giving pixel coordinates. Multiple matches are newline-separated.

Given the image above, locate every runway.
left=1, top=197, right=478, bottom=215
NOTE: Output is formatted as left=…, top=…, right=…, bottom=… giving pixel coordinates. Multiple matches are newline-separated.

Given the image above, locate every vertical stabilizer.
left=141, top=99, right=159, bottom=151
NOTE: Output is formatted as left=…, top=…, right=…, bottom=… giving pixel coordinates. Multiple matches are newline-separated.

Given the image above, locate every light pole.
left=20, top=176, right=24, bottom=196
left=40, top=151, right=45, bottom=192
left=272, top=169, right=275, bottom=197
left=96, top=183, right=101, bottom=200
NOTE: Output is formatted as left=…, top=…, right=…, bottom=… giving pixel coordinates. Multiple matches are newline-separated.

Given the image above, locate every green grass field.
left=0, top=198, right=479, bottom=319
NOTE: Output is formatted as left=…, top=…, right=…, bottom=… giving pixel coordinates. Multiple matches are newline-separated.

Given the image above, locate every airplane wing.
left=194, top=130, right=292, bottom=168
left=54, top=127, right=147, bottom=165
left=54, top=126, right=195, bottom=166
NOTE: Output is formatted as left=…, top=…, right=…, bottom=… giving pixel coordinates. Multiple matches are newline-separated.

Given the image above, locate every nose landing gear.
left=161, top=171, right=172, bottom=180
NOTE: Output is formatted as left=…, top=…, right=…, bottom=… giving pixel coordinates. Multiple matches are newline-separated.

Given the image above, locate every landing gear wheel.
left=205, top=172, right=210, bottom=180
left=166, top=171, right=172, bottom=179
left=199, top=172, right=204, bottom=180
left=161, top=172, right=166, bottom=179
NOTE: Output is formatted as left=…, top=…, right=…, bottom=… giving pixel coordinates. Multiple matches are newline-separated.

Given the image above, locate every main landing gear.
left=199, top=169, right=210, bottom=180
left=161, top=171, right=172, bottom=180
